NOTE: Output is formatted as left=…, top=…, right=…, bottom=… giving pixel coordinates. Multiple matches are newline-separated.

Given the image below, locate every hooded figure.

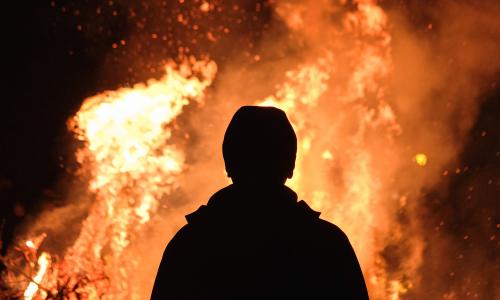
left=151, top=106, right=369, bottom=299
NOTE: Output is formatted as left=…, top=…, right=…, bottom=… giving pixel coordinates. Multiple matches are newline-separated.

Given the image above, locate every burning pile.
left=1, top=0, right=497, bottom=299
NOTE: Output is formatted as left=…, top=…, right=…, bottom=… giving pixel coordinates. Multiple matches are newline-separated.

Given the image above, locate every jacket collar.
left=186, top=184, right=299, bottom=224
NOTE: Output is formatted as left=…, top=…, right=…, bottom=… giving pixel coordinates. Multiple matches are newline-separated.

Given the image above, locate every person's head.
left=223, top=106, right=297, bottom=185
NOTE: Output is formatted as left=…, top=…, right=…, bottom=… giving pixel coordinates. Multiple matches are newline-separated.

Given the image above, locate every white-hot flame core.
left=24, top=252, right=50, bottom=300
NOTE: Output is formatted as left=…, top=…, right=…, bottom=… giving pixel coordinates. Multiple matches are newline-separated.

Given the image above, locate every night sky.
left=2, top=1, right=109, bottom=247
left=1, top=1, right=498, bottom=297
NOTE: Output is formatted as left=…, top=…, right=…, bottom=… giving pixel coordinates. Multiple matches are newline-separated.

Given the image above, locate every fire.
left=388, top=279, right=409, bottom=300
left=63, top=57, right=216, bottom=297
left=23, top=252, right=50, bottom=300
left=3, top=58, right=217, bottom=299
left=257, top=1, right=414, bottom=298
left=4, top=0, right=488, bottom=299
left=7, top=1, right=405, bottom=298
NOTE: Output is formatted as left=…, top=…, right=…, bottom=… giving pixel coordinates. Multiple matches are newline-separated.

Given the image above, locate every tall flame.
left=16, top=58, right=217, bottom=299
left=257, top=1, right=414, bottom=298
left=65, top=57, right=216, bottom=297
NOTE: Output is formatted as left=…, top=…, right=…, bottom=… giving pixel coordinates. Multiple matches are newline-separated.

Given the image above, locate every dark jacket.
left=151, top=184, right=369, bottom=299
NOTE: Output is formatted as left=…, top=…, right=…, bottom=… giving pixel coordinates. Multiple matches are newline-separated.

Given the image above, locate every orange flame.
left=15, top=58, right=217, bottom=299
left=23, top=252, right=50, bottom=300
left=64, top=57, right=217, bottom=297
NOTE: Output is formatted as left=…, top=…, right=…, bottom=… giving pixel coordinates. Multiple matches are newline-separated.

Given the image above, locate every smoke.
left=385, top=1, right=500, bottom=298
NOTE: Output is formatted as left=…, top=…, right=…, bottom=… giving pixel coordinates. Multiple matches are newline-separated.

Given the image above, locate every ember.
left=414, top=153, right=428, bottom=167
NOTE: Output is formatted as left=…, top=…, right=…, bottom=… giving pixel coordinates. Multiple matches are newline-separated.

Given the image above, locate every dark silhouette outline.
left=151, top=106, right=369, bottom=299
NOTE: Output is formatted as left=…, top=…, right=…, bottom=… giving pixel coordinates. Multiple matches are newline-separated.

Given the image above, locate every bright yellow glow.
left=414, top=153, right=428, bottom=166
left=388, top=280, right=408, bottom=300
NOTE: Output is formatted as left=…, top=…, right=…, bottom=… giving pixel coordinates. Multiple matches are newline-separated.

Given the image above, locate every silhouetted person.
left=151, top=106, right=369, bottom=299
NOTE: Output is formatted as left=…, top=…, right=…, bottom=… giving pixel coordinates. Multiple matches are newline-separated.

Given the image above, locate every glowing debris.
left=414, top=153, right=428, bottom=166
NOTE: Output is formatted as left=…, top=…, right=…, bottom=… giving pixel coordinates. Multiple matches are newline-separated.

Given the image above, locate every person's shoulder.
left=315, top=218, right=349, bottom=242
left=296, top=200, right=349, bottom=243
left=166, top=222, right=194, bottom=249
left=185, top=204, right=209, bottom=224
left=169, top=202, right=213, bottom=245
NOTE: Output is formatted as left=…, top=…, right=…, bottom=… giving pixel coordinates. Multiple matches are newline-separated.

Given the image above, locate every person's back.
left=151, top=106, right=369, bottom=299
